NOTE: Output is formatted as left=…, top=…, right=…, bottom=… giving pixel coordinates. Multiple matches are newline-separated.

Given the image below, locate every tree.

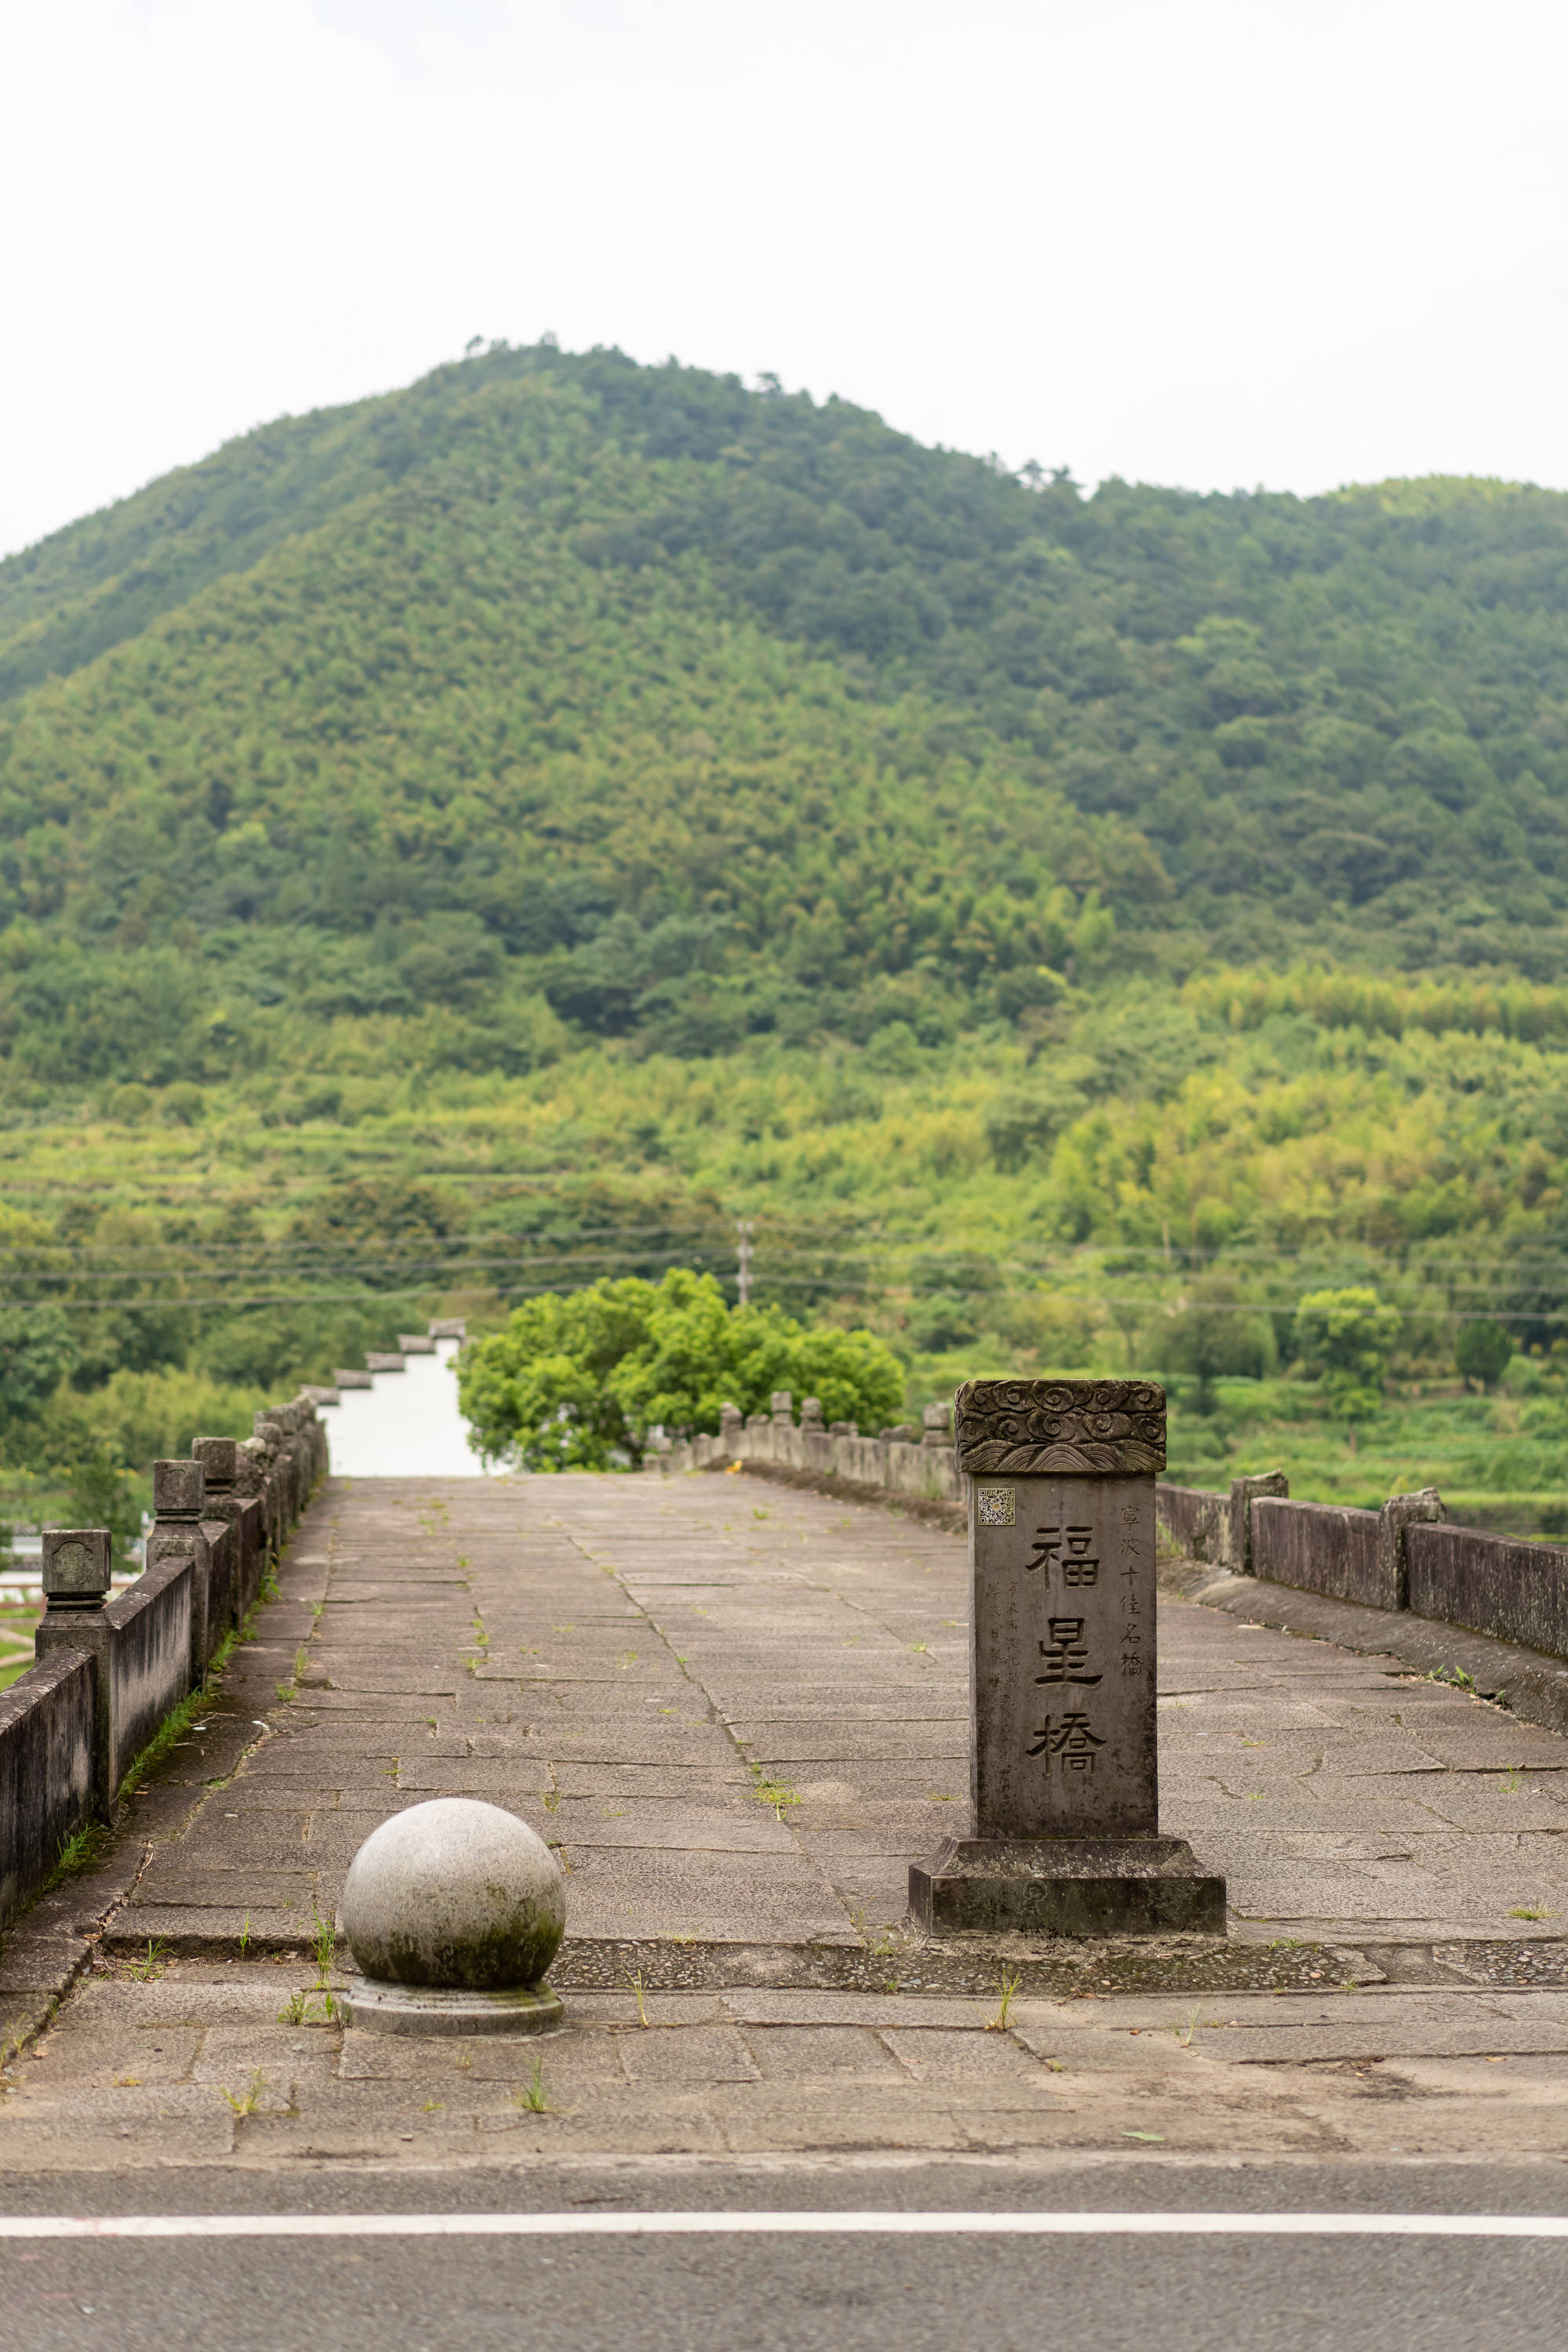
left=1292, top=1287, right=1401, bottom=1421
left=1156, top=1276, right=1276, bottom=1411
left=456, top=1269, right=904, bottom=1471
left=63, top=1439, right=143, bottom=1563
left=1454, top=1318, right=1515, bottom=1392
left=0, top=1305, right=79, bottom=1432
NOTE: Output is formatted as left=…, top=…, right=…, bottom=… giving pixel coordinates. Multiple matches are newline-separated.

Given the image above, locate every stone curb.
left=1164, top=1559, right=1568, bottom=1740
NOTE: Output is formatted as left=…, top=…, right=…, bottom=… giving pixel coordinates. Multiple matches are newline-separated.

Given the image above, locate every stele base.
left=339, top=1976, right=564, bottom=2037
left=909, top=1835, right=1227, bottom=1938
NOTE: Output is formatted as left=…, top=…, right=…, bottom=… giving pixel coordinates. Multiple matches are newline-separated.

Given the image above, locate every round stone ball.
left=341, top=1798, right=566, bottom=1990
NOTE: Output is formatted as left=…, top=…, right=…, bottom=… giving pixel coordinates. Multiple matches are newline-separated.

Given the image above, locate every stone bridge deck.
left=118, top=1471, right=1568, bottom=1964
left=9, top=1470, right=1568, bottom=2172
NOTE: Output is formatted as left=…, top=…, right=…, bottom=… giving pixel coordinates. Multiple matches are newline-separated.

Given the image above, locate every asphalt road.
left=6, top=2161, right=1568, bottom=2352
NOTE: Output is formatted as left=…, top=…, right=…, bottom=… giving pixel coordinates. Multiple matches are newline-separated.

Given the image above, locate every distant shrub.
left=1293, top=1287, right=1401, bottom=1421
left=1455, top=1318, right=1515, bottom=1392
left=102, top=1083, right=152, bottom=1123
left=161, top=1082, right=205, bottom=1124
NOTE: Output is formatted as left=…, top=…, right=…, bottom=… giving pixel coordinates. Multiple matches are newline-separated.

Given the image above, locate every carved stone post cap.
left=719, top=1401, right=742, bottom=1425
left=769, top=1390, right=793, bottom=1416
left=193, top=1436, right=238, bottom=1485
left=153, top=1459, right=206, bottom=1517
left=955, top=1378, right=1167, bottom=1476
left=799, top=1396, right=824, bottom=1425
left=923, top=1399, right=954, bottom=1432
left=42, top=1526, right=113, bottom=1606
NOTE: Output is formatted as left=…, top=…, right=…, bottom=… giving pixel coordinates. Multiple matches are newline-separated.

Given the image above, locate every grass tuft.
left=984, top=1968, right=1021, bottom=2032
left=219, top=2068, right=269, bottom=2117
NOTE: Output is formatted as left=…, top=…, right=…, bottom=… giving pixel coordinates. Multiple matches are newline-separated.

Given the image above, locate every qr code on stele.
left=975, top=1486, right=1016, bottom=1526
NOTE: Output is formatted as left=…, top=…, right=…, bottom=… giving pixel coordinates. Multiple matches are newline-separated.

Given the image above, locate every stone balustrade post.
left=1377, top=1486, right=1446, bottom=1610
left=1229, top=1471, right=1288, bottom=1574
left=33, top=1529, right=115, bottom=1816
left=252, top=1413, right=291, bottom=1537
left=147, top=1460, right=210, bottom=1680
left=193, top=1436, right=263, bottom=1624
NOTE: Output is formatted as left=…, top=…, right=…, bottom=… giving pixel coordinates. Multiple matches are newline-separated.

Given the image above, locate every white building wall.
left=318, top=1338, right=500, bottom=1478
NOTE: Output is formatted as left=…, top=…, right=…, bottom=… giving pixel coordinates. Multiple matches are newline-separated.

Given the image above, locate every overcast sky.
left=4, top=0, right=1566, bottom=557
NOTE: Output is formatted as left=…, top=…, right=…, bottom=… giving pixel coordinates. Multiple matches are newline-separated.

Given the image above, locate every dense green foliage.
left=456, top=1269, right=902, bottom=1470
left=8, top=343, right=1568, bottom=1515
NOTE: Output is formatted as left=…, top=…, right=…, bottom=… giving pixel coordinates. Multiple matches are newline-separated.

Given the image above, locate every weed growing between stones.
left=848, top=1904, right=905, bottom=1959
left=42, top=1822, right=109, bottom=1892
left=748, top=1765, right=800, bottom=1819
left=219, top=2068, right=269, bottom=2116
left=514, top=2060, right=552, bottom=2114
left=985, top=1969, right=1022, bottom=2031
left=307, top=1906, right=339, bottom=2016
left=278, top=1990, right=330, bottom=2025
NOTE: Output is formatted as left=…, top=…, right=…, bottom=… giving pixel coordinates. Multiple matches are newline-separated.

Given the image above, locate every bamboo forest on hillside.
left=6, top=340, right=1568, bottom=1535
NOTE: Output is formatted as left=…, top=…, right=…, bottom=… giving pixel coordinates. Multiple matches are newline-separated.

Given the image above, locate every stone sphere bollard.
left=338, top=1798, right=566, bottom=2036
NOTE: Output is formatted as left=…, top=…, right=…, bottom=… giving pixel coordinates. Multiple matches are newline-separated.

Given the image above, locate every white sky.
left=4, top=0, right=1566, bottom=558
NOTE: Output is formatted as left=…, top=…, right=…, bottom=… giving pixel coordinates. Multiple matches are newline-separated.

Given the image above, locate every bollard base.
left=909, top=1836, right=1227, bottom=1939
left=339, top=1976, right=564, bottom=2036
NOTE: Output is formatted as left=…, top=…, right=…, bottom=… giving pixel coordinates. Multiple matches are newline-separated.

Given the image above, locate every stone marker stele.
left=909, top=1377, right=1226, bottom=1937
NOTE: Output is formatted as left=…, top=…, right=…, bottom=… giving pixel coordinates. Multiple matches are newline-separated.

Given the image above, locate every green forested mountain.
left=7, top=342, right=1568, bottom=1523
left=5, top=343, right=1568, bottom=1091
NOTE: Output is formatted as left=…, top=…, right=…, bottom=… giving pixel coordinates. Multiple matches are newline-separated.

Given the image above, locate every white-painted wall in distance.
left=318, top=1338, right=499, bottom=1478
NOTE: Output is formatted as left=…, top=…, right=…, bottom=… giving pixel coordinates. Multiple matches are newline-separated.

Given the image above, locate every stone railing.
left=643, top=1390, right=960, bottom=1506
left=0, top=1393, right=327, bottom=1935
left=1157, top=1471, right=1568, bottom=1660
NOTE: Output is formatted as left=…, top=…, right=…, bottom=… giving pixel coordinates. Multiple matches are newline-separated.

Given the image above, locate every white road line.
left=2, top=2212, right=1568, bottom=2240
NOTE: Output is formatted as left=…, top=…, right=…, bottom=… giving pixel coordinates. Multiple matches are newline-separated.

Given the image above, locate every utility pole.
left=736, top=1218, right=754, bottom=1308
